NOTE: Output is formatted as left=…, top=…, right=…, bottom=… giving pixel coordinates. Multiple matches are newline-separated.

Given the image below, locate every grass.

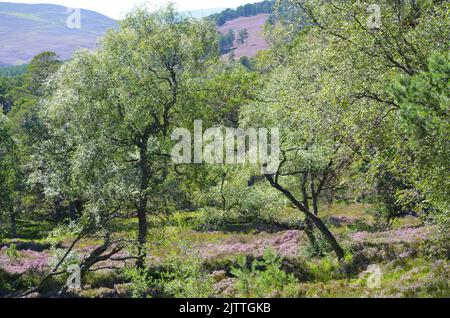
left=15, top=219, right=54, bottom=239
left=1, top=219, right=54, bottom=245
left=0, top=203, right=447, bottom=298
left=322, top=203, right=371, bottom=219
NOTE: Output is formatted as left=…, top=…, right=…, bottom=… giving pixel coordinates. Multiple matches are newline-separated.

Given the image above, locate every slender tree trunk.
left=266, top=174, right=345, bottom=259
left=136, top=205, right=148, bottom=269
left=75, top=200, right=84, bottom=217
left=311, top=194, right=319, bottom=216
left=136, top=136, right=150, bottom=270
left=220, top=171, right=228, bottom=212
left=304, top=218, right=318, bottom=254
left=69, top=201, right=77, bottom=221
left=54, top=198, right=64, bottom=222
left=310, top=178, right=319, bottom=216
left=309, top=215, right=344, bottom=259
left=301, top=174, right=319, bottom=254
left=9, top=203, right=17, bottom=238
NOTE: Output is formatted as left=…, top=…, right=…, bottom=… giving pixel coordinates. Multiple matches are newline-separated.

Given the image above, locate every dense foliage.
left=0, top=65, right=28, bottom=77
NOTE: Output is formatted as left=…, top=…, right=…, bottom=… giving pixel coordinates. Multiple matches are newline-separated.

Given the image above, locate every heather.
left=0, top=203, right=448, bottom=298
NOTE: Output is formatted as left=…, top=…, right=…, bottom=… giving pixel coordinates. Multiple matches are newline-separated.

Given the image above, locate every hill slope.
left=210, top=0, right=274, bottom=26
left=218, top=14, right=270, bottom=59
left=0, top=2, right=117, bottom=65
left=0, top=2, right=270, bottom=65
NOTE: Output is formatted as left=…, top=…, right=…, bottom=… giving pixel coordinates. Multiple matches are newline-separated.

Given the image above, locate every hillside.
left=0, top=2, right=271, bottom=66
left=218, top=14, right=270, bottom=59
left=210, top=0, right=275, bottom=26
left=0, top=2, right=117, bottom=65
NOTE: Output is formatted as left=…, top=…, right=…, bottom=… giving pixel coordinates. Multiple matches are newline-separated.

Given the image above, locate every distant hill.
left=213, top=1, right=276, bottom=58
left=0, top=2, right=117, bottom=66
left=218, top=14, right=270, bottom=59
left=0, top=2, right=272, bottom=66
left=210, top=0, right=275, bottom=26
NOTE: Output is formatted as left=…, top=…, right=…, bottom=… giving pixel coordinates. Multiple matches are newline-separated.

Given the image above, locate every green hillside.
left=0, top=2, right=117, bottom=65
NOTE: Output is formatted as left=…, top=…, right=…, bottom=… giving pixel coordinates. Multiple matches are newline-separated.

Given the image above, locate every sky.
left=3, top=0, right=253, bottom=19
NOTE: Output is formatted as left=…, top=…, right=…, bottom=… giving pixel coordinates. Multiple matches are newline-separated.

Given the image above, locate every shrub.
left=124, top=267, right=153, bottom=298
left=421, top=213, right=450, bottom=260
left=6, top=243, right=19, bottom=261
left=196, top=207, right=236, bottom=231
left=159, top=250, right=214, bottom=298
left=231, top=248, right=300, bottom=297
left=194, top=167, right=285, bottom=230
left=84, top=270, right=124, bottom=289
left=299, top=232, right=334, bottom=259
left=307, top=257, right=345, bottom=283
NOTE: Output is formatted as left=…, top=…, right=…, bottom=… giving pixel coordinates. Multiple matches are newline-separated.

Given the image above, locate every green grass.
left=1, top=219, right=54, bottom=244
left=1, top=203, right=446, bottom=298
left=322, top=203, right=371, bottom=219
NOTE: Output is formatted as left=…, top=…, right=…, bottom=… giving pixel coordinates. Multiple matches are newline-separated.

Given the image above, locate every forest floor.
left=0, top=204, right=448, bottom=298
